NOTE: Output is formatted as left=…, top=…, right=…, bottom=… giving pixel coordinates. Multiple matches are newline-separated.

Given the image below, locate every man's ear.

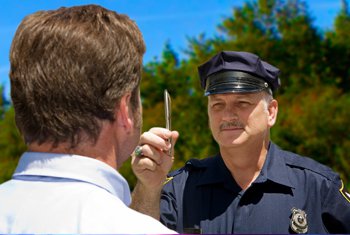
left=268, top=99, right=278, bottom=127
left=115, top=93, right=133, bottom=132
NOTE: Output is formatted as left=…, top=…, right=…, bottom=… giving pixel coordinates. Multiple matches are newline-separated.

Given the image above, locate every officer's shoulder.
left=167, top=156, right=216, bottom=178
left=278, top=146, right=338, bottom=181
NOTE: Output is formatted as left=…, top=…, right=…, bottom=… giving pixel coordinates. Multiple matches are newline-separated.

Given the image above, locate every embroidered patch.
left=339, top=180, right=350, bottom=203
left=164, top=176, right=173, bottom=185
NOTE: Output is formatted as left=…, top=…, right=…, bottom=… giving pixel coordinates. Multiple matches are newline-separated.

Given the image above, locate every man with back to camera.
left=134, top=51, right=350, bottom=233
left=0, top=4, right=178, bottom=233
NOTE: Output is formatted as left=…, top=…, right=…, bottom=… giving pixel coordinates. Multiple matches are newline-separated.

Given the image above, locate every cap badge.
left=290, top=207, right=308, bottom=234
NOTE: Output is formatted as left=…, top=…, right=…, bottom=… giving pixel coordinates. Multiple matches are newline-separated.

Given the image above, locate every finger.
left=140, top=129, right=172, bottom=151
left=150, top=128, right=178, bottom=152
left=135, top=157, right=157, bottom=171
left=170, top=130, right=179, bottom=145
left=148, top=127, right=174, bottom=147
left=140, top=144, right=163, bottom=165
left=132, top=150, right=173, bottom=173
left=149, top=127, right=173, bottom=139
left=169, top=130, right=179, bottom=157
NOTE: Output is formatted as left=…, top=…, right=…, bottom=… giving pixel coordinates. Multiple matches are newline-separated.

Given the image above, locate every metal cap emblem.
left=290, top=208, right=308, bottom=234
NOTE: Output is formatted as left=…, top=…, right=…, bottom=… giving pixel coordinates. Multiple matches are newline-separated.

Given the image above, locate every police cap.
left=198, top=51, right=281, bottom=96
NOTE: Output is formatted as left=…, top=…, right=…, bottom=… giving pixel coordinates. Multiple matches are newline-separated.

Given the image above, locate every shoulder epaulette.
left=167, top=167, right=186, bottom=178
left=166, top=155, right=217, bottom=178
left=281, top=148, right=338, bottom=181
left=186, top=155, right=218, bottom=169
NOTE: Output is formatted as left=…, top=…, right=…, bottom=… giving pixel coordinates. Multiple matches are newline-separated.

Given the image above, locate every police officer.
left=159, top=51, right=350, bottom=234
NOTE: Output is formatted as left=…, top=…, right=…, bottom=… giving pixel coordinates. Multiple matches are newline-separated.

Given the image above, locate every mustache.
left=220, top=121, right=244, bottom=130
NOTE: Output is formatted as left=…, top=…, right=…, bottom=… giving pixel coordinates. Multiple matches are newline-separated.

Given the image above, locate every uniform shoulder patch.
left=166, top=167, right=184, bottom=178
left=163, top=167, right=187, bottom=185
left=163, top=156, right=218, bottom=185
left=164, top=176, right=174, bottom=185
left=339, top=180, right=350, bottom=203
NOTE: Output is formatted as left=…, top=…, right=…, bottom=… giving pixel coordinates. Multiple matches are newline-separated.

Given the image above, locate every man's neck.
left=28, top=127, right=118, bottom=170
left=220, top=140, right=270, bottom=190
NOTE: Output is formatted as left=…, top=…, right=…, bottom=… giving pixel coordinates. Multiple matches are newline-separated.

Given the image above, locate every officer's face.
left=207, top=92, right=278, bottom=148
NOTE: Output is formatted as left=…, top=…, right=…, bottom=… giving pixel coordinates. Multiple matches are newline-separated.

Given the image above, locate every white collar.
left=13, top=152, right=131, bottom=205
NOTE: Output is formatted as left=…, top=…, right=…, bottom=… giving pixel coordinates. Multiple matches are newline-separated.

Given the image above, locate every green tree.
left=324, top=0, right=350, bottom=92
left=0, top=86, right=9, bottom=118
left=2, top=0, right=350, bottom=189
left=272, top=85, right=350, bottom=183
left=0, top=87, right=27, bottom=182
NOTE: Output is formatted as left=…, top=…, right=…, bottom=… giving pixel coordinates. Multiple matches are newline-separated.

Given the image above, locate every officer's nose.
left=222, top=105, right=239, bottom=121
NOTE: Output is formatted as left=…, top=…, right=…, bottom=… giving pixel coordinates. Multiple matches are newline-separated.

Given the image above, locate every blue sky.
left=0, top=0, right=343, bottom=98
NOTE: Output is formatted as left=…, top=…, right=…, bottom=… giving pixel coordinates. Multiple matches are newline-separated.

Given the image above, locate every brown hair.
left=10, top=4, right=146, bottom=148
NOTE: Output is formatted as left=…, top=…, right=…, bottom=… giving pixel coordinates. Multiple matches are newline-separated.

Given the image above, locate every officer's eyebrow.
left=208, top=95, right=225, bottom=103
left=209, top=93, right=258, bottom=101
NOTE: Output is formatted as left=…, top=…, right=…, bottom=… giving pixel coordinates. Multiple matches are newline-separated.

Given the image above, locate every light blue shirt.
left=0, top=152, right=175, bottom=234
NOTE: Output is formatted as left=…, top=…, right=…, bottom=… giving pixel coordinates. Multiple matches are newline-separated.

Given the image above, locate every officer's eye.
left=237, top=100, right=252, bottom=108
left=211, top=102, right=225, bottom=110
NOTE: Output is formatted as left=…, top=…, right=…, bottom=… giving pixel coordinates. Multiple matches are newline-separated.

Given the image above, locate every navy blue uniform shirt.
left=160, top=142, right=350, bottom=234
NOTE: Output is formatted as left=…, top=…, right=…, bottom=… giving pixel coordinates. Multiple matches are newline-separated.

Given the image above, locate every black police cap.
left=198, top=51, right=281, bottom=96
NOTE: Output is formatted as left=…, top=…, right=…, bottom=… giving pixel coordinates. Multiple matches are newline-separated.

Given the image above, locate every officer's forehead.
left=208, top=92, right=264, bottom=101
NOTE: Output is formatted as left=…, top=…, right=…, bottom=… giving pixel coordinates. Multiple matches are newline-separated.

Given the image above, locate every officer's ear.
left=267, top=99, right=278, bottom=127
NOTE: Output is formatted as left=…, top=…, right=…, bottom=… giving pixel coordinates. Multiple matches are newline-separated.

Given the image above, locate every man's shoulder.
left=80, top=189, right=175, bottom=233
left=273, top=143, right=339, bottom=182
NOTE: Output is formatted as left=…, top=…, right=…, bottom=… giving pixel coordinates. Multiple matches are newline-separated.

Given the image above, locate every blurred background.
left=1, top=0, right=349, bottom=188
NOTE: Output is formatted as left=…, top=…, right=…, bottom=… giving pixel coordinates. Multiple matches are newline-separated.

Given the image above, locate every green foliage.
left=1, top=0, right=350, bottom=189
left=272, top=86, right=350, bottom=183
left=0, top=86, right=9, bottom=119
left=324, top=2, right=350, bottom=91
left=0, top=87, right=27, bottom=182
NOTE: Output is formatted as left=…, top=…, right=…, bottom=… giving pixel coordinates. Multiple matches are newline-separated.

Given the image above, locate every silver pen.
left=164, top=89, right=172, bottom=156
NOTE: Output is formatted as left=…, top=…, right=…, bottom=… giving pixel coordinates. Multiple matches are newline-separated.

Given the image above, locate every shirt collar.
left=255, top=142, right=294, bottom=188
left=194, top=142, right=294, bottom=189
left=13, top=152, right=131, bottom=205
left=193, top=155, right=241, bottom=191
